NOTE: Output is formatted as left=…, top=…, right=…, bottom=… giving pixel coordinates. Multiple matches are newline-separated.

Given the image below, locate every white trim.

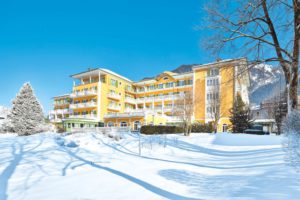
left=193, top=58, right=247, bottom=71
left=97, top=72, right=102, bottom=121
left=72, top=68, right=133, bottom=83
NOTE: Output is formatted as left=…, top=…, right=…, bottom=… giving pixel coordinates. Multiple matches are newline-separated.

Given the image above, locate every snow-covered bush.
left=7, top=82, right=46, bottom=136
left=0, top=106, right=11, bottom=133
left=283, top=110, right=300, bottom=169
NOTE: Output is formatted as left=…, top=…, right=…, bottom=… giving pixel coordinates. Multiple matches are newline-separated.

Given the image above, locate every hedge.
left=191, top=122, right=213, bottom=133
left=140, top=125, right=183, bottom=135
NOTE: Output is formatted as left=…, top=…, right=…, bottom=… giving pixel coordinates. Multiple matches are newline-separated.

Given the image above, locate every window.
left=148, top=85, right=155, bottom=90
left=208, top=68, right=219, bottom=77
left=120, top=122, right=127, bottom=127
left=101, top=76, right=106, bottom=83
left=163, top=77, right=169, bottom=80
left=186, top=79, right=193, bottom=85
left=157, top=84, right=164, bottom=89
left=137, top=87, right=145, bottom=92
left=134, top=121, right=141, bottom=131
left=107, top=122, right=114, bottom=127
left=165, top=82, right=174, bottom=88
left=222, top=124, right=228, bottom=132
left=110, top=79, right=118, bottom=87
left=207, top=92, right=219, bottom=101
left=177, top=80, right=185, bottom=87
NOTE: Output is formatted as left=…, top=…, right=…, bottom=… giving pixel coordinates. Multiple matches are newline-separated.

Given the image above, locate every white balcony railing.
left=104, top=112, right=145, bottom=118
left=69, top=114, right=98, bottom=120
left=70, top=90, right=97, bottom=98
left=124, top=108, right=134, bottom=112
left=107, top=93, right=121, bottom=100
left=50, top=118, right=63, bottom=123
left=54, top=101, right=70, bottom=106
left=107, top=105, right=121, bottom=111
left=124, top=97, right=136, bottom=104
left=70, top=102, right=97, bottom=109
left=165, top=116, right=182, bottom=123
left=134, top=95, right=181, bottom=104
left=50, top=109, right=70, bottom=115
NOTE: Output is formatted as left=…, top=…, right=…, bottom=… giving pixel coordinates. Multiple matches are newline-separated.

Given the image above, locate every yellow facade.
left=50, top=58, right=250, bottom=132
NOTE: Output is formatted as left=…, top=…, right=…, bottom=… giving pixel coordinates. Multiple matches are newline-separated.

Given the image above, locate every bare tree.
left=206, top=83, right=222, bottom=133
left=203, top=0, right=300, bottom=112
left=174, top=91, right=194, bottom=136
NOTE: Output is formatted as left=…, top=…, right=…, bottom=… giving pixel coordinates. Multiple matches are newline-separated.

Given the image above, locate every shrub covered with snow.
left=0, top=106, right=11, bottom=132
left=7, top=83, right=46, bottom=136
left=283, top=110, right=300, bottom=169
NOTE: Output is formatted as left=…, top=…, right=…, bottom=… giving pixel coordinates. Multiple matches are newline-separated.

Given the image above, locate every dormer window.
left=163, top=77, right=169, bottom=80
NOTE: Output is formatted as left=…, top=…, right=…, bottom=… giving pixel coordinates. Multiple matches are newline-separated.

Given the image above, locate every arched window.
left=107, top=122, right=114, bottom=127
left=120, top=122, right=127, bottom=127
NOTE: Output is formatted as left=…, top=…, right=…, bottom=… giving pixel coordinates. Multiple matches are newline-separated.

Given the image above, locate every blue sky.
left=0, top=0, right=221, bottom=113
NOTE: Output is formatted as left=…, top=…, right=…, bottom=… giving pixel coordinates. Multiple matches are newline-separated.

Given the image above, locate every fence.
left=70, top=127, right=130, bottom=134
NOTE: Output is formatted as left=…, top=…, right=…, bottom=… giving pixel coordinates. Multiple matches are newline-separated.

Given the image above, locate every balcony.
left=50, top=118, right=63, bottom=123
left=125, top=87, right=136, bottom=94
left=70, top=90, right=97, bottom=98
left=165, top=116, right=182, bottom=123
left=163, top=106, right=175, bottom=113
left=107, top=105, right=121, bottom=111
left=124, top=108, right=134, bottom=112
left=50, top=109, right=70, bottom=115
left=70, top=102, right=97, bottom=109
left=107, top=93, right=121, bottom=100
left=104, top=112, right=145, bottom=118
left=135, top=95, right=181, bottom=104
left=124, top=97, right=136, bottom=104
left=54, top=101, right=70, bottom=106
left=69, top=114, right=98, bottom=120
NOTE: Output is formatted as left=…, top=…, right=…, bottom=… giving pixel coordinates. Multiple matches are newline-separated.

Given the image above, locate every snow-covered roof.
left=193, top=58, right=247, bottom=70
left=71, top=68, right=133, bottom=83
left=253, top=119, right=275, bottom=123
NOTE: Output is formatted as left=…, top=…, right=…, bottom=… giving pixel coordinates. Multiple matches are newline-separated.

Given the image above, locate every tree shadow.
left=0, top=136, right=45, bottom=200
left=92, top=134, right=285, bottom=170
left=158, top=169, right=300, bottom=199
left=58, top=146, right=201, bottom=200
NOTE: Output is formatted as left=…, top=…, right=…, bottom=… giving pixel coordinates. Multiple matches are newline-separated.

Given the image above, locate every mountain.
left=248, top=64, right=285, bottom=105
left=171, top=64, right=198, bottom=74
left=140, top=63, right=297, bottom=105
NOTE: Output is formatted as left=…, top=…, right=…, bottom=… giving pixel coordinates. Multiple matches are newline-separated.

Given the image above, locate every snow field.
left=0, top=132, right=299, bottom=200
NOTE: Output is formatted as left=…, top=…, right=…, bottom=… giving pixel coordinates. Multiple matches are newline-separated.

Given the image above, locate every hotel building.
left=49, top=58, right=250, bottom=132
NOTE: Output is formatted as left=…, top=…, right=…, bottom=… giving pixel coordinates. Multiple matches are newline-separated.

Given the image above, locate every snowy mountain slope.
left=249, top=64, right=285, bottom=104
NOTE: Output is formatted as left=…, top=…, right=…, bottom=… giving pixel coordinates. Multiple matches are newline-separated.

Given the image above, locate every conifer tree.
left=229, top=94, right=251, bottom=133
left=8, top=82, right=45, bottom=135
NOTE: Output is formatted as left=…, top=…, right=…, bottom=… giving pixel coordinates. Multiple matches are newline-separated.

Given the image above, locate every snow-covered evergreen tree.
left=229, top=94, right=251, bottom=133
left=8, top=82, right=45, bottom=135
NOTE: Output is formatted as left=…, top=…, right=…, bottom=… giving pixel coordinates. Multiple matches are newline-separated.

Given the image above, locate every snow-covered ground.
left=0, top=132, right=299, bottom=200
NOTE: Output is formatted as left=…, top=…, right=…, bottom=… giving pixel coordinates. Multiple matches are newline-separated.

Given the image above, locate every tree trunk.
left=291, top=0, right=300, bottom=110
